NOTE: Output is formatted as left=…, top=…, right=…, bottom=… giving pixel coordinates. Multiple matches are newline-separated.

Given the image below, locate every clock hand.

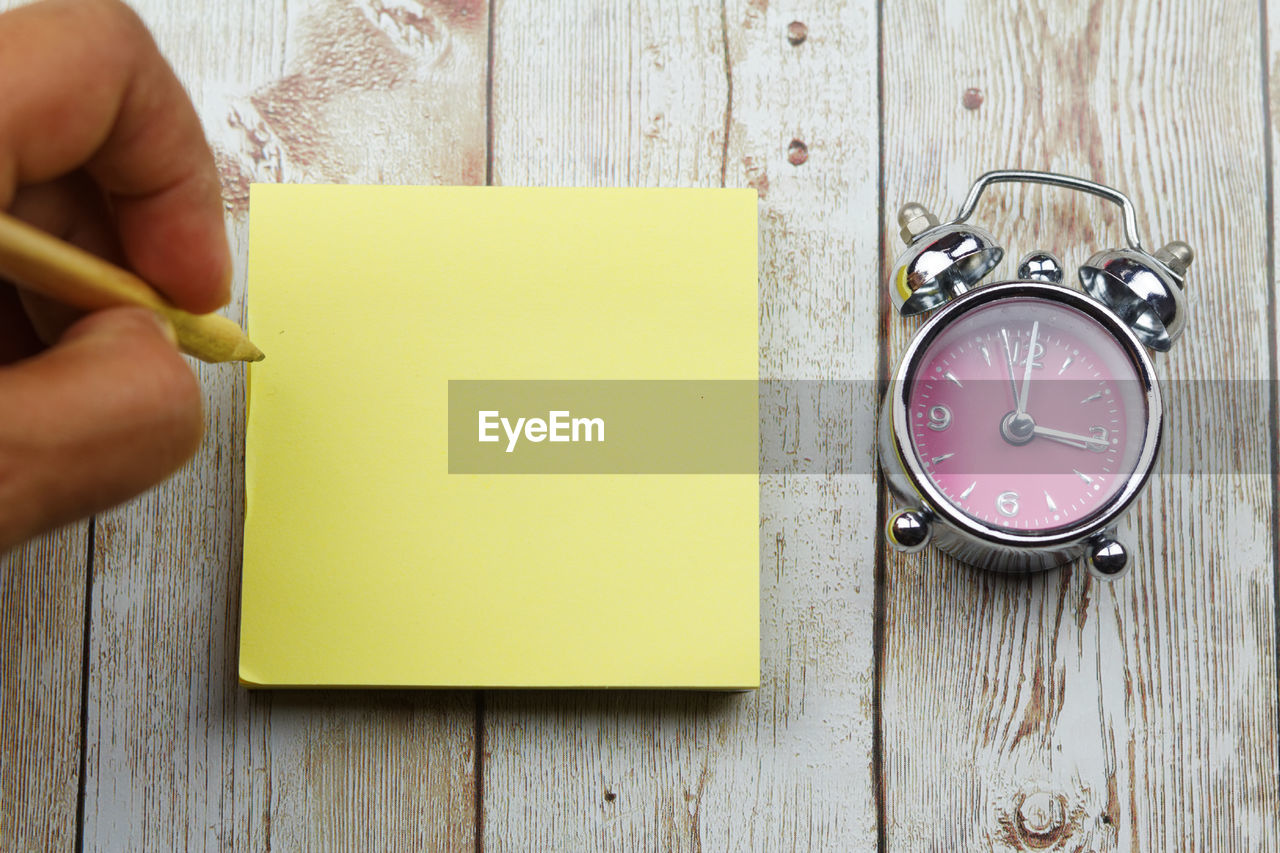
left=999, top=328, right=1021, bottom=407
left=1016, top=320, right=1039, bottom=415
left=1032, top=424, right=1107, bottom=450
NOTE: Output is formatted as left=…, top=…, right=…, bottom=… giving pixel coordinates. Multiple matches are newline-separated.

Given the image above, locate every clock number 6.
left=996, top=490, right=1019, bottom=517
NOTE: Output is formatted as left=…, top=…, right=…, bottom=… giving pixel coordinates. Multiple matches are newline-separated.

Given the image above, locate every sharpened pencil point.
left=227, top=337, right=266, bottom=363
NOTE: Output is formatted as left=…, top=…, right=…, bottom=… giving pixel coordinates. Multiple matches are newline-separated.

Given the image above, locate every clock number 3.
left=927, top=405, right=952, bottom=431
left=996, top=490, right=1020, bottom=517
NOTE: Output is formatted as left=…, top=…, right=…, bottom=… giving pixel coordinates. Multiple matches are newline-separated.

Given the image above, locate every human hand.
left=0, top=0, right=229, bottom=551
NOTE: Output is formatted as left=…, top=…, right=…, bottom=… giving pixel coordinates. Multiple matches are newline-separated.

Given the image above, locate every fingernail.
left=150, top=312, right=179, bottom=347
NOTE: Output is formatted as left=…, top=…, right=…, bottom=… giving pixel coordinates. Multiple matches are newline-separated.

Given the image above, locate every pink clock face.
left=907, top=295, right=1149, bottom=532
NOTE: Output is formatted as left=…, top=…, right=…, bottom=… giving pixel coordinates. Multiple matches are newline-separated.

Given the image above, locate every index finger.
left=0, top=0, right=230, bottom=313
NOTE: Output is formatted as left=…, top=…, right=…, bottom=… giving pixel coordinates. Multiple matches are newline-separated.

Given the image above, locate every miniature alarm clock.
left=878, top=170, right=1191, bottom=580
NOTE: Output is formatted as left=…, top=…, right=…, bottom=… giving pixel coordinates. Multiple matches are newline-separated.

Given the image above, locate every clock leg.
left=1086, top=535, right=1129, bottom=581
left=886, top=508, right=933, bottom=553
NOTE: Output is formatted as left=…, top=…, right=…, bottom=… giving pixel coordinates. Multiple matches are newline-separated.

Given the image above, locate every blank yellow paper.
left=241, top=185, right=759, bottom=688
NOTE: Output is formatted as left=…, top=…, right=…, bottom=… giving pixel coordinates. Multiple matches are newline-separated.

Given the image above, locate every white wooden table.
left=2, top=0, right=1277, bottom=849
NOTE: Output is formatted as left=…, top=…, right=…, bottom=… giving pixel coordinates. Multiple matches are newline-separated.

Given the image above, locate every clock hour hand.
left=1032, top=424, right=1107, bottom=450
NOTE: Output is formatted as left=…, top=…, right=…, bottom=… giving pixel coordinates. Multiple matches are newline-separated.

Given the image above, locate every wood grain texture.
left=483, top=1, right=881, bottom=849
left=78, top=1, right=486, bottom=849
left=881, top=0, right=1279, bottom=849
left=0, top=526, right=89, bottom=853
left=3, top=0, right=1278, bottom=848
left=1272, top=0, right=1280, bottom=777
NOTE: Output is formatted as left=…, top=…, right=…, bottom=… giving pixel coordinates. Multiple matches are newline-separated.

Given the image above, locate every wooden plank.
left=79, top=1, right=486, bottom=849
left=880, top=0, right=1279, bottom=848
left=1267, top=0, right=1280, bottom=840
left=0, top=526, right=89, bottom=853
left=483, top=1, right=881, bottom=849
left=74, top=4, right=282, bottom=847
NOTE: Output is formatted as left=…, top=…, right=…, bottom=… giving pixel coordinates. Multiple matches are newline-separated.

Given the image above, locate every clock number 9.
left=996, top=491, right=1019, bottom=517
left=927, top=405, right=952, bottom=431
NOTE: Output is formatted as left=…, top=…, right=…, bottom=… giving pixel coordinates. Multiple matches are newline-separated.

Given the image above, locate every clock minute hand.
left=1032, top=424, right=1107, bottom=450
left=1016, top=320, right=1039, bottom=415
left=999, top=328, right=1021, bottom=408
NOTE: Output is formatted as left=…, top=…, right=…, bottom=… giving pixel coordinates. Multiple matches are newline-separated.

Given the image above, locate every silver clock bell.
left=878, top=170, right=1191, bottom=580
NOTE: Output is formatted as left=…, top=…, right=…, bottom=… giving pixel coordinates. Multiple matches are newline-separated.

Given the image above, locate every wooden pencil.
left=0, top=210, right=263, bottom=363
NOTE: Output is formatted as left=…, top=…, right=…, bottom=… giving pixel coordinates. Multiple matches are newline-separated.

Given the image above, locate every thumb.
left=0, top=306, right=203, bottom=550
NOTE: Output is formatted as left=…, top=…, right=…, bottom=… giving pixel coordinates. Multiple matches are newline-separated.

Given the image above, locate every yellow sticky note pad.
left=241, top=185, right=759, bottom=688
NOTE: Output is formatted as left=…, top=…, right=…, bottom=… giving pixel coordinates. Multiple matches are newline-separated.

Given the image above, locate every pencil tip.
left=234, top=340, right=266, bottom=363
left=240, top=338, right=268, bottom=361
